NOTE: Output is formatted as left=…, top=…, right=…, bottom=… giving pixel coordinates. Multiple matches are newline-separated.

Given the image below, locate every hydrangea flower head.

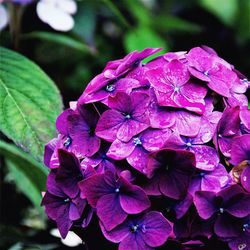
left=42, top=46, right=250, bottom=249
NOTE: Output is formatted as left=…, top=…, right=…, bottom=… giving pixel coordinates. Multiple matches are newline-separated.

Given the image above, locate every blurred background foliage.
left=0, top=0, right=249, bottom=249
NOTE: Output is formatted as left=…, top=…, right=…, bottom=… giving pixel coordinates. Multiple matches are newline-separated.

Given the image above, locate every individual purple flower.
left=194, top=185, right=250, bottom=237
left=144, top=149, right=196, bottom=199
left=146, top=59, right=207, bottom=114
left=56, top=103, right=100, bottom=158
left=41, top=172, right=85, bottom=238
left=186, top=47, right=237, bottom=97
left=230, top=135, right=250, bottom=192
left=100, top=211, right=172, bottom=250
left=79, top=48, right=161, bottom=104
left=96, top=92, right=150, bottom=142
left=164, top=132, right=219, bottom=171
left=214, top=106, right=241, bottom=157
left=79, top=170, right=150, bottom=231
left=188, top=163, right=231, bottom=196
left=107, top=128, right=171, bottom=174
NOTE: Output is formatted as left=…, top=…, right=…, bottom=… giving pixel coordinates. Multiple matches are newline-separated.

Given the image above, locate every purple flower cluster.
left=42, top=47, right=250, bottom=250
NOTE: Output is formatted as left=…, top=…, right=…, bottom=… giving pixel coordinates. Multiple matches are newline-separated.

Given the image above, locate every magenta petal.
left=190, top=145, right=219, bottom=171
left=127, top=146, right=149, bottom=174
left=108, top=92, right=132, bottom=113
left=142, top=175, right=162, bottom=196
left=97, top=193, right=127, bottom=231
left=194, top=191, right=217, bottom=219
left=119, top=179, right=150, bottom=214
left=142, top=128, right=172, bottom=152
left=107, top=139, right=135, bottom=160
left=96, top=110, right=124, bottom=142
left=140, top=211, right=172, bottom=247
left=174, top=110, right=201, bottom=137
left=117, top=118, right=149, bottom=142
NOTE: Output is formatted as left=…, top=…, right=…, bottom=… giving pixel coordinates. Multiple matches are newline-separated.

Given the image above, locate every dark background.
left=0, top=0, right=249, bottom=249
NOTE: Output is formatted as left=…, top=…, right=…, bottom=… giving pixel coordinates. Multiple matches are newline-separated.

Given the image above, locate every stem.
left=9, top=3, right=25, bottom=50
left=92, top=103, right=101, bottom=117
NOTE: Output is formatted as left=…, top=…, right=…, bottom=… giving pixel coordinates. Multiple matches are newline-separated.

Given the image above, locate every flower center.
left=106, top=84, right=115, bottom=92
left=219, top=208, right=224, bottom=214
left=174, top=86, right=180, bottom=92
left=243, top=223, right=249, bottom=231
left=238, top=244, right=247, bottom=250
left=123, top=113, right=131, bottom=119
left=115, top=188, right=120, bottom=193
left=199, top=172, right=205, bottom=177
left=204, top=70, right=209, bottom=76
left=88, top=128, right=95, bottom=136
left=133, top=137, right=142, bottom=146
left=64, top=198, right=70, bottom=203
left=64, top=137, right=72, bottom=148
left=130, top=224, right=139, bottom=233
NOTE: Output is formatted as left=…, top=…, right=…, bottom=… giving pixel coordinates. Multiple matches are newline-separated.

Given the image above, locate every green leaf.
left=0, top=47, right=63, bottom=161
left=23, top=32, right=94, bottom=54
left=200, top=0, right=238, bottom=26
left=0, top=140, right=48, bottom=213
left=153, top=15, right=202, bottom=33
left=124, top=27, right=168, bottom=63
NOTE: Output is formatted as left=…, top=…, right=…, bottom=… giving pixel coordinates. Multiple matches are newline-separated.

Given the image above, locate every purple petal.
left=119, top=233, right=152, bottom=250
left=107, top=138, right=135, bottom=160
left=139, top=211, right=172, bottom=247
left=78, top=172, right=115, bottom=207
left=190, top=145, right=219, bottom=171
left=230, top=135, right=250, bottom=165
left=119, top=177, right=150, bottom=214
left=97, top=193, right=127, bottom=231
left=96, top=110, right=124, bottom=142
left=100, top=220, right=130, bottom=243
left=194, top=191, right=217, bottom=219
left=214, top=214, right=242, bottom=238
left=173, top=110, right=201, bottom=137
left=127, top=146, right=149, bottom=174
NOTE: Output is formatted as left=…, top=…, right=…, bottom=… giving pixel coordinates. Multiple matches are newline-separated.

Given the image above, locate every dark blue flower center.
left=130, top=224, right=139, bottom=233
left=122, top=113, right=131, bottom=119
left=133, top=137, right=142, bottom=146
left=106, top=84, right=115, bottom=92
left=114, top=188, right=120, bottom=193
left=88, top=127, right=95, bottom=136
left=64, top=137, right=72, bottom=148
left=64, top=198, right=70, bottom=203
left=219, top=208, right=224, bottom=214
left=204, top=70, right=209, bottom=76
left=199, top=172, right=206, bottom=177
left=243, top=223, right=249, bottom=231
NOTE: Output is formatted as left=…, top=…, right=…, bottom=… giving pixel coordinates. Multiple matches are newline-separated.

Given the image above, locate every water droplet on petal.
left=243, top=176, right=247, bottom=182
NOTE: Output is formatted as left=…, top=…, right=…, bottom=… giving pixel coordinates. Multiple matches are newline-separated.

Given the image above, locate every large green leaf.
left=0, top=140, right=48, bottom=213
left=0, top=47, right=63, bottom=161
left=200, top=0, right=238, bottom=26
left=23, top=32, right=94, bottom=54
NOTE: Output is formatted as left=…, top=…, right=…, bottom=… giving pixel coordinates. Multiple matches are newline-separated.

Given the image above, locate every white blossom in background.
left=0, top=4, right=9, bottom=31
left=50, top=228, right=82, bottom=247
left=36, top=0, right=77, bottom=32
